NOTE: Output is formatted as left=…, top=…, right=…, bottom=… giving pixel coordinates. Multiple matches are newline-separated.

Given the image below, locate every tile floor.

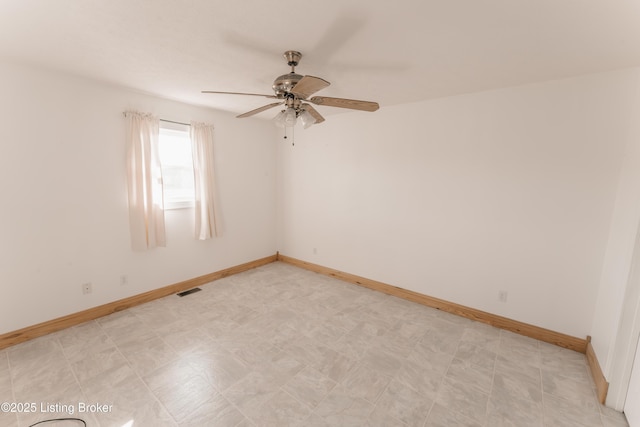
left=0, top=262, right=630, bottom=427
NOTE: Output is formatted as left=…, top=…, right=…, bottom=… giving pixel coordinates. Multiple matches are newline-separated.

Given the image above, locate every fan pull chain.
left=283, top=127, right=295, bottom=146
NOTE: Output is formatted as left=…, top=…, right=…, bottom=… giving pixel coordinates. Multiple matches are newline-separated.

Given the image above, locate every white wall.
left=0, top=61, right=278, bottom=334
left=590, top=71, right=640, bottom=408
left=591, top=69, right=640, bottom=366
left=277, top=68, right=640, bottom=339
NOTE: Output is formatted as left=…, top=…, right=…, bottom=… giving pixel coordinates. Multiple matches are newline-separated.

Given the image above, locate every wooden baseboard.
left=1, top=250, right=592, bottom=358
left=586, top=336, right=609, bottom=403
left=277, top=253, right=588, bottom=353
left=0, top=254, right=278, bottom=350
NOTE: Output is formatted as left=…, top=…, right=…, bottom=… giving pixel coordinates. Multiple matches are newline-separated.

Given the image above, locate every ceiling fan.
left=202, top=50, right=379, bottom=128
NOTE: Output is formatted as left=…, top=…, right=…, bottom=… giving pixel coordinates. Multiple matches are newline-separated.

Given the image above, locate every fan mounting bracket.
left=284, top=50, right=302, bottom=69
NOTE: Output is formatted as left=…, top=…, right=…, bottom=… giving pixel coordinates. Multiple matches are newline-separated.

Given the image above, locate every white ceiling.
left=2, top=0, right=640, bottom=118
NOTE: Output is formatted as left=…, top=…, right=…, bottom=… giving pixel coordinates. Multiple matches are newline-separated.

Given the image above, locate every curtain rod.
left=160, top=119, right=190, bottom=126
left=122, top=112, right=190, bottom=127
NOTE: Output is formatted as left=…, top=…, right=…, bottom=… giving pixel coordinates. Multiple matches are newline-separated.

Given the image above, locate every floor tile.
left=602, top=413, right=631, bottom=427
left=0, top=350, right=12, bottom=396
left=330, top=328, right=374, bottom=360
left=395, top=355, right=447, bottom=401
left=420, top=321, right=464, bottom=355
left=282, top=366, right=336, bottom=409
left=435, top=376, right=489, bottom=424
left=0, top=411, right=18, bottom=427
left=143, top=359, right=217, bottom=423
left=126, top=338, right=180, bottom=377
left=340, top=363, right=392, bottom=403
left=445, top=357, right=494, bottom=394
left=376, top=377, right=433, bottom=426
left=360, top=346, right=405, bottom=377
left=223, top=370, right=281, bottom=420
left=366, top=404, right=407, bottom=426
left=454, top=341, right=497, bottom=371
left=492, top=366, right=542, bottom=404
left=488, top=385, right=543, bottom=427
left=315, top=346, right=358, bottom=382
left=69, top=346, right=128, bottom=384
left=252, top=389, right=312, bottom=426
left=541, top=368, right=601, bottom=413
left=313, top=384, right=375, bottom=419
left=601, top=404, right=630, bottom=427
left=543, top=393, right=605, bottom=427
left=425, top=402, right=483, bottom=427
left=178, top=393, right=246, bottom=427
left=184, top=345, right=252, bottom=392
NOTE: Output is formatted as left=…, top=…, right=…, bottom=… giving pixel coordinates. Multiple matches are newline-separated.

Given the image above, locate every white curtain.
left=190, top=121, right=220, bottom=239
left=125, top=111, right=166, bottom=250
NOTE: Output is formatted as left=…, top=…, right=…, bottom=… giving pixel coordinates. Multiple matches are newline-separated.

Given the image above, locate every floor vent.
left=176, top=288, right=202, bottom=297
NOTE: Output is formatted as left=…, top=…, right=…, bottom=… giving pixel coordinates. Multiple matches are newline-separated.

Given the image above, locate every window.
left=158, top=121, right=194, bottom=209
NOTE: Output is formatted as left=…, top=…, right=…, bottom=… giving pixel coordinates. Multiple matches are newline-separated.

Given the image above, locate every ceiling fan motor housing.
left=272, top=72, right=303, bottom=97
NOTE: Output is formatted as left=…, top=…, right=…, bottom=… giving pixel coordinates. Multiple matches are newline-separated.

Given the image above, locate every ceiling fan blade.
left=309, top=96, right=379, bottom=112
left=237, top=102, right=283, bottom=118
left=290, top=76, right=330, bottom=99
left=301, top=103, right=325, bottom=124
left=202, top=90, right=278, bottom=99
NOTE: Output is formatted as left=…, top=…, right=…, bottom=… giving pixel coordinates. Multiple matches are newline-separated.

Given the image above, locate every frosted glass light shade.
left=299, top=110, right=317, bottom=129
left=284, top=108, right=297, bottom=127
left=272, top=110, right=287, bottom=128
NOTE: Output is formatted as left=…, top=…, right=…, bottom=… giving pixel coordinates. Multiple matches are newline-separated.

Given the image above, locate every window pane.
left=159, top=126, right=194, bottom=208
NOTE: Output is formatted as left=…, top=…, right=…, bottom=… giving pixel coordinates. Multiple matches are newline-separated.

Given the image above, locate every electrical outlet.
left=498, top=290, right=508, bottom=303
left=120, top=275, right=128, bottom=286
left=82, top=283, right=92, bottom=295
left=313, top=247, right=317, bottom=255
